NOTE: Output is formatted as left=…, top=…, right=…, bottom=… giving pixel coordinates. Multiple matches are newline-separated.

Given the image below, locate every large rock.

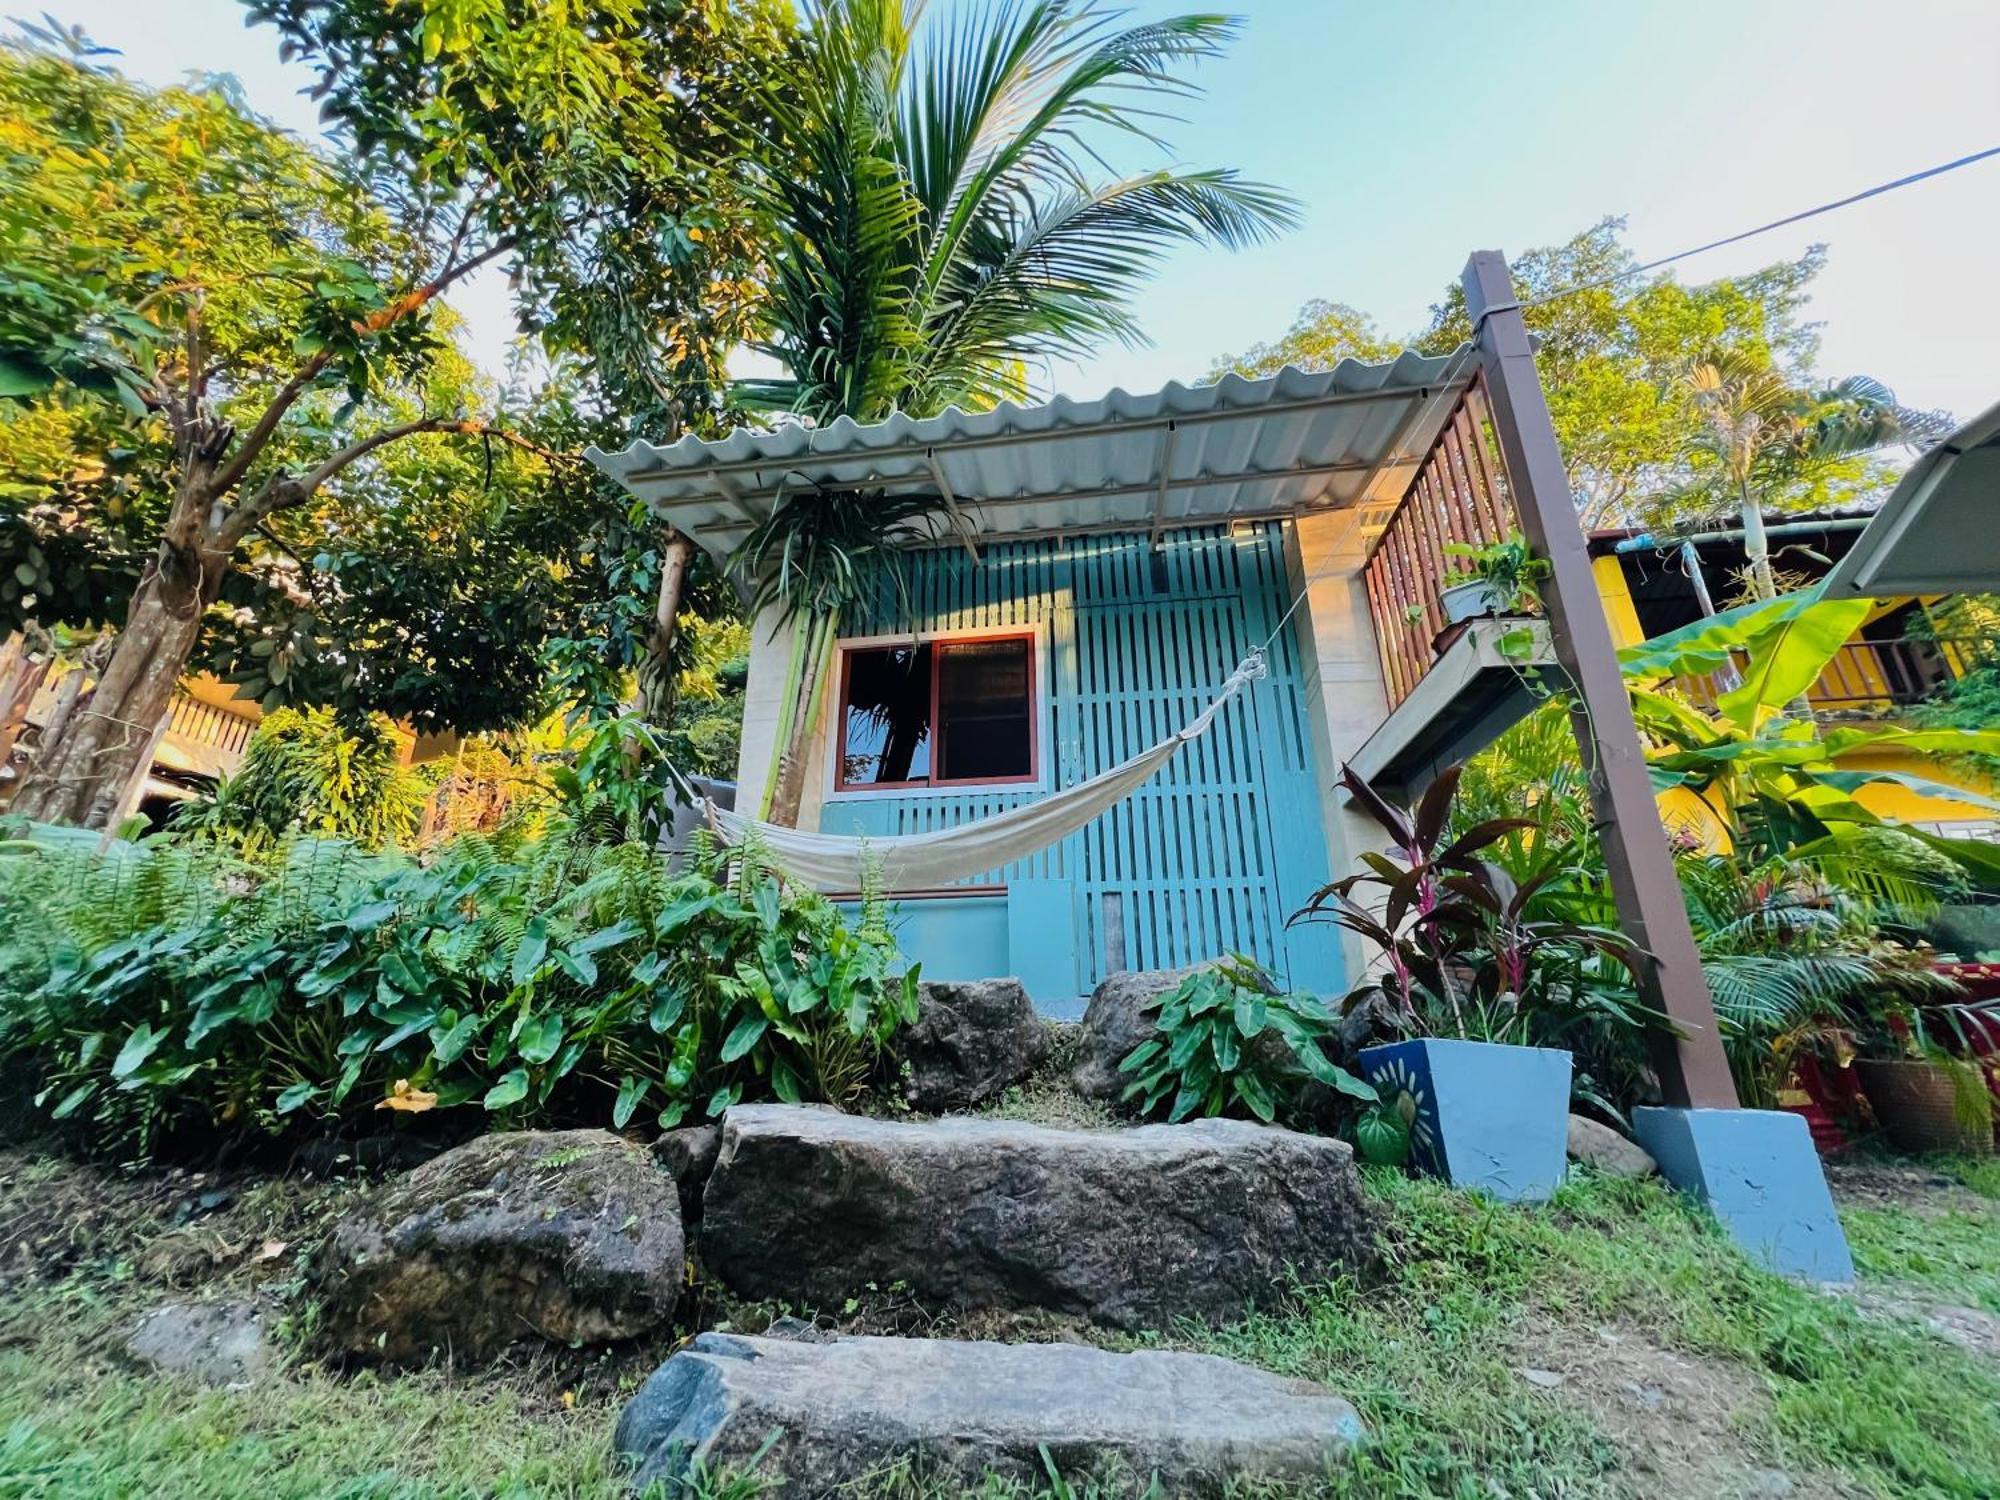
left=615, top=1332, right=1366, bottom=1496
left=1567, top=1114, right=1658, bottom=1179
left=701, top=1105, right=1374, bottom=1330
left=316, top=1129, right=683, bottom=1363
left=126, top=1298, right=276, bottom=1387
left=896, top=977, right=1050, bottom=1112
left=1069, top=968, right=1187, bottom=1104
left=652, top=1123, right=722, bottom=1222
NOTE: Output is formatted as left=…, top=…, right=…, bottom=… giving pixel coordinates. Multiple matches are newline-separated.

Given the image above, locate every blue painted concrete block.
left=1633, top=1107, right=1854, bottom=1283
left=1360, top=1039, right=1571, bottom=1203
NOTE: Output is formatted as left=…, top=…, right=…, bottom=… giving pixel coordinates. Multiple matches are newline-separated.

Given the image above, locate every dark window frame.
left=831, top=629, right=1041, bottom=794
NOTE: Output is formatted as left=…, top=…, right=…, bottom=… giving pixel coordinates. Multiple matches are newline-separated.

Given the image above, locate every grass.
left=0, top=1147, right=1997, bottom=1498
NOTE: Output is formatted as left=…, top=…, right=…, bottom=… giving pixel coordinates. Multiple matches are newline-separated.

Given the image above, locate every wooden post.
left=1463, top=250, right=1738, bottom=1109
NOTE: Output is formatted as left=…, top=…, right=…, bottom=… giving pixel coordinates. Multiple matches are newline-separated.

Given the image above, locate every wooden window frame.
left=829, top=627, right=1043, bottom=795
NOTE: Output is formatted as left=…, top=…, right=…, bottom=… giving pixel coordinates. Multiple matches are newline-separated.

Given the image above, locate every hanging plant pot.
left=1856, top=1058, right=1994, bottom=1156
left=1439, top=579, right=1505, bottom=625
left=1359, top=1038, right=1572, bottom=1202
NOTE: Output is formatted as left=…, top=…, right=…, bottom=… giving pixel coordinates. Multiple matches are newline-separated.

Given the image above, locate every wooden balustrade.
left=1362, top=378, right=1519, bottom=707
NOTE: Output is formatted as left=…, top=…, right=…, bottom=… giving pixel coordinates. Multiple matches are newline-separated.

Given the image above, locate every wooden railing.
left=1362, top=378, right=1518, bottom=708
left=1677, top=636, right=1977, bottom=714
left=165, top=692, right=257, bottom=761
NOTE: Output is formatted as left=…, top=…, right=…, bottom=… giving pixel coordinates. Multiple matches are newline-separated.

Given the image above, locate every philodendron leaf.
left=612, top=1074, right=647, bottom=1129
left=484, top=1069, right=530, bottom=1111
left=112, top=1024, right=163, bottom=1080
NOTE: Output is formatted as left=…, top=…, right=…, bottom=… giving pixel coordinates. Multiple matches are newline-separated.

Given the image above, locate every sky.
left=45, top=0, right=2000, bottom=425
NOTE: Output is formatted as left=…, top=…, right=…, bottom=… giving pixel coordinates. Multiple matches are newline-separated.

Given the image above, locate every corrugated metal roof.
left=1825, top=398, right=2000, bottom=598
left=587, top=348, right=1472, bottom=565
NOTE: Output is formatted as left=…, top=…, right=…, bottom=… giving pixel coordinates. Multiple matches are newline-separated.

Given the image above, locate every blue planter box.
left=1360, top=1039, right=1572, bottom=1203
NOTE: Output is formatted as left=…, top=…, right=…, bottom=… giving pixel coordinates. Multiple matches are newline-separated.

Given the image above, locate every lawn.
left=0, top=1146, right=1995, bottom=1499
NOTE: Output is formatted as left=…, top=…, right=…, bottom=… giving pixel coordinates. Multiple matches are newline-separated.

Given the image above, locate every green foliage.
left=1296, top=765, right=1654, bottom=1116
left=173, top=707, right=428, bottom=851
left=1440, top=530, right=1550, bottom=614
left=0, top=821, right=915, bottom=1155
left=1116, top=956, right=1371, bottom=1124
left=1201, top=298, right=1395, bottom=382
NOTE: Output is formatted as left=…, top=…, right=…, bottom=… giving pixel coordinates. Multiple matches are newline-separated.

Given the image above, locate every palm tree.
left=1672, top=348, right=1950, bottom=602
left=734, top=0, right=1297, bottom=823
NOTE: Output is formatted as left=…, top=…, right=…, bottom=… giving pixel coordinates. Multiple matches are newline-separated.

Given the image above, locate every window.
left=835, top=633, right=1037, bottom=791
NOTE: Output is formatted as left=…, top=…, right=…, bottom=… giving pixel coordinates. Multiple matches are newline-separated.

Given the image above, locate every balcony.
left=1675, top=636, right=1974, bottom=718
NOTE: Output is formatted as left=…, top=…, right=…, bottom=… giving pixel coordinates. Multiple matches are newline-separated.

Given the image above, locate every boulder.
left=317, top=1129, right=683, bottom=1363
left=897, top=977, right=1050, bottom=1112
left=615, top=1332, right=1366, bottom=1496
left=1068, top=968, right=1188, bottom=1104
left=700, top=1105, right=1374, bottom=1330
left=1567, top=1114, right=1658, bottom=1179
left=126, top=1298, right=276, bottom=1387
left=652, top=1124, right=722, bottom=1222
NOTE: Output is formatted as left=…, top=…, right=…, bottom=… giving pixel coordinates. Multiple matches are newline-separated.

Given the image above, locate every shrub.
left=0, top=821, right=916, bottom=1156
left=1118, top=955, right=1371, bottom=1124
left=173, top=706, right=429, bottom=851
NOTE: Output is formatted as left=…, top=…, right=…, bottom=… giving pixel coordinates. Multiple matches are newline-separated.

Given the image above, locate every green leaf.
left=511, top=919, right=549, bottom=987
left=275, top=1081, right=318, bottom=1114
left=111, top=1024, right=163, bottom=1080
left=1210, top=1025, right=1240, bottom=1072
left=484, top=1069, right=530, bottom=1111
left=517, top=1014, right=563, bottom=1065
left=705, top=1082, right=741, bottom=1118
left=1232, top=990, right=1269, bottom=1038
left=612, top=1074, right=647, bottom=1129
left=1716, top=593, right=1873, bottom=729
left=648, top=985, right=687, bottom=1032
left=1232, top=1072, right=1277, bottom=1122
left=719, top=1013, right=768, bottom=1063
left=432, top=1012, right=479, bottom=1064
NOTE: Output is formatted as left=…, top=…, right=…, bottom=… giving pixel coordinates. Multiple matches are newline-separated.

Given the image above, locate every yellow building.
left=1588, top=515, right=1996, bottom=842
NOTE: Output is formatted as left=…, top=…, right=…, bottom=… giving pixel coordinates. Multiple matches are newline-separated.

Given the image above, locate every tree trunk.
left=764, top=609, right=839, bottom=828
left=11, top=547, right=215, bottom=828
left=1739, top=487, right=1777, bottom=601
left=636, top=532, right=696, bottom=725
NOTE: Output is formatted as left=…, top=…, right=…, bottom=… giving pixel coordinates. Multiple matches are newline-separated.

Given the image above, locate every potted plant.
left=1292, top=763, right=1647, bottom=1201
left=1439, top=532, right=1551, bottom=626
left=1850, top=995, right=1995, bottom=1155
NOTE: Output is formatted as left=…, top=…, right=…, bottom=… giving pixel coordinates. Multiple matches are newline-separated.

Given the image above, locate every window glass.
left=840, top=645, right=931, bottom=786
left=936, top=637, right=1033, bottom=781
left=835, top=634, right=1037, bottom=789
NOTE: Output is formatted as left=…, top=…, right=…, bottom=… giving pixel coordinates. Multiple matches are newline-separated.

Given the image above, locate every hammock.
left=708, top=651, right=1270, bottom=893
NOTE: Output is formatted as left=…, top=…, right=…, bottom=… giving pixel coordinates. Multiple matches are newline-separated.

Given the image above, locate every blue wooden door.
left=825, top=526, right=1343, bottom=998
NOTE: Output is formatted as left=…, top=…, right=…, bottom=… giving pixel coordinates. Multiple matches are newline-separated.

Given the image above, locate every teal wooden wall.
left=823, top=525, right=1344, bottom=999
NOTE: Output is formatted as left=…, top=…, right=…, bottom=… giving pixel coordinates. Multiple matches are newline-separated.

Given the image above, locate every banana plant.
left=1619, top=584, right=2000, bottom=880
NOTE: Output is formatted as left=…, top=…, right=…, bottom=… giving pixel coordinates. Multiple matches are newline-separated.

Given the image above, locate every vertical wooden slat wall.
left=1363, top=377, right=1522, bottom=708
left=834, top=524, right=1341, bottom=993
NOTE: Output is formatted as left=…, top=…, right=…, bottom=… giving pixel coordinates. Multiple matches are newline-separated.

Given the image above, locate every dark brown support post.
left=1463, top=250, right=1738, bottom=1109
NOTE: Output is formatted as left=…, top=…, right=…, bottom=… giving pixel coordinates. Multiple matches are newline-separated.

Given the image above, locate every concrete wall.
left=1286, top=510, right=1395, bottom=979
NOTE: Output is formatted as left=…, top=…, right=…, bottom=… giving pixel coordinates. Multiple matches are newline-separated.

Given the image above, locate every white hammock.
left=708, top=651, right=1269, bottom=893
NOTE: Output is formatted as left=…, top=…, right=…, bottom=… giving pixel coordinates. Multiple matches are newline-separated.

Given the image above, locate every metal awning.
left=587, top=349, right=1473, bottom=566
left=1825, top=398, right=2000, bottom=597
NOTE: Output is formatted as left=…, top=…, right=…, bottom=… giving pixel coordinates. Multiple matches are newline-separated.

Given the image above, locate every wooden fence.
left=1361, top=379, right=1518, bottom=708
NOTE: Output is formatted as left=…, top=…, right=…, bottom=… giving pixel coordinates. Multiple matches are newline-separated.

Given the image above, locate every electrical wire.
left=1523, top=143, right=2000, bottom=309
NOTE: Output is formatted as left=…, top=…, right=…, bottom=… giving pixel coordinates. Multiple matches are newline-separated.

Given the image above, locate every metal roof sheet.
left=587, top=348, right=1472, bottom=566
left=1825, top=398, right=2000, bottom=598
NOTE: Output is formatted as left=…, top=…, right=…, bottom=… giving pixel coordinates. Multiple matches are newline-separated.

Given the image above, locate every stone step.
left=615, top=1332, right=1366, bottom=1496
left=699, top=1105, right=1375, bottom=1330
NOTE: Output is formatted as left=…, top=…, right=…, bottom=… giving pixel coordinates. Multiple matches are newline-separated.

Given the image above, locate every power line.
left=1524, top=143, right=2000, bottom=308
